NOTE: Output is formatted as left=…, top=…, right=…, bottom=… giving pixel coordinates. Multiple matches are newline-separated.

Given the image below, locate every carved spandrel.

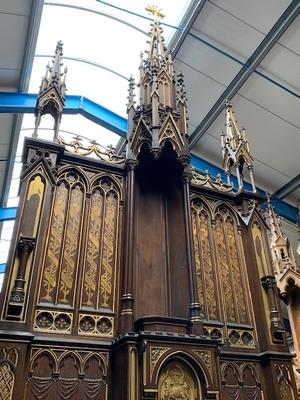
left=150, top=347, right=170, bottom=377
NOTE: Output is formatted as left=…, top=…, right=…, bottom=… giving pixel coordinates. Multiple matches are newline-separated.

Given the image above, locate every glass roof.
left=1, top=0, right=192, bottom=266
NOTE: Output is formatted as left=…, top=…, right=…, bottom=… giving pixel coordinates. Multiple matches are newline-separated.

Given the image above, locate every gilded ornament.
left=0, top=363, right=15, bottom=400
left=158, top=363, right=195, bottom=400
left=150, top=347, right=170, bottom=376
left=41, top=182, right=68, bottom=302
left=59, top=184, right=83, bottom=304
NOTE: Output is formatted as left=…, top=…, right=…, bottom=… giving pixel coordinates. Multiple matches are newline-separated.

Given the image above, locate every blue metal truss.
left=0, top=207, right=17, bottom=221
left=0, top=92, right=297, bottom=224
left=0, top=92, right=127, bottom=138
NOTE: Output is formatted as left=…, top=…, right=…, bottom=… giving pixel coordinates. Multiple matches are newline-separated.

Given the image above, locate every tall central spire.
left=126, top=7, right=189, bottom=165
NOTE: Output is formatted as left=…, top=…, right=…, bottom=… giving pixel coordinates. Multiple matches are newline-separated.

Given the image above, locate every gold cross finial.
left=146, top=5, right=165, bottom=20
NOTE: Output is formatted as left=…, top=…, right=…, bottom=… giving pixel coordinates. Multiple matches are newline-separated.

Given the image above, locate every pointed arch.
left=38, top=166, right=86, bottom=307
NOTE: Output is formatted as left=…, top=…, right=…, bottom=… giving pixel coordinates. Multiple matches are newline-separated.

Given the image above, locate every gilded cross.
left=145, top=5, right=165, bottom=20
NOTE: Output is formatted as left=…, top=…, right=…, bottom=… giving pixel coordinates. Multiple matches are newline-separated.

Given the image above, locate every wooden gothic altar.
left=0, top=11, right=298, bottom=400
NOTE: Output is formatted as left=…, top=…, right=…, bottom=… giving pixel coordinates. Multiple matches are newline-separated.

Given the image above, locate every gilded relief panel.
left=39, top=181, right=68, bottom=303
left=225, top=218, right=248, bottom=324
left=215, top=215, right=235, bottom=322
left=39, top=172, right=85, bottom=306
left=82, top=190, right=104, bottom=308
left=158, top=362, right=198, bottom=400
left=58, top=183, right=84, bottom=305
left=191, top=199, right=219, bottom=321
left=191, top=197, right=252, bottom=329
left=81, top=177, right=121, bottom=312
left=214, top=207, right=249, bottom=325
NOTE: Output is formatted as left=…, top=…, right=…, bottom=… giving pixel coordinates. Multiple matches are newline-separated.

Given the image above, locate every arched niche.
left=157, top=360, right=201, bottom=400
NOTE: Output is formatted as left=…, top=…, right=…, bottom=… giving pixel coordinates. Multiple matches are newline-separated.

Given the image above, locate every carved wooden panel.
left=222, top=362, right=261, bottom=400
left=251, top=221, right=270, bottom=277
left=36, top=169, right=122, bottom=335
left=28, top=348, right=108, bottom=400
left=191, top=199, right=251, bottom=326
left=0, top=363, right=15, bottom=400
left=214, top=206, right=249, bottom=324
left=0, top=347, right=18, bottom=400
left=191, top=199, right=219, bottom=321
left=81, top=178, right=121, bottom=311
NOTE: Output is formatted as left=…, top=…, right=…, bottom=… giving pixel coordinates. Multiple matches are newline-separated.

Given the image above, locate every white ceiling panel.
left=206, top=0, right=293, bottom=34
left=0, top=69, right=19, bottom=87
left=278, top=13, right=300, bottom=54
left=175, top=59, right=226, bottom=126
left=238, top=74, right=300, bottom=132
left=0, top=13, right=29, bottom=70
left=259, top=43, right=300, bottom=91
left=176, top=34, right=240, bottom=86
left=192, top=1, right=264, bottom=60
left=0, top=0, right=32, bottom=15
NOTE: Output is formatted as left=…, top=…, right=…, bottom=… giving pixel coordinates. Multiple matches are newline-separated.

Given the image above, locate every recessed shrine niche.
left=158, top=361, right=201, bottom=400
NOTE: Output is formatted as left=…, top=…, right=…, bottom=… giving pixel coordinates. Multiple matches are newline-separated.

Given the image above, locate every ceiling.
left=172, top=0, right=300, bottom=206
left=0, top=0, right=299, bottom=210
left=0, top=0, right=43, bottom=204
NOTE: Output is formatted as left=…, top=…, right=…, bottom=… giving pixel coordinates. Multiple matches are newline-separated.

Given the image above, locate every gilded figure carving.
left=158, top=363, right=196, bottom=400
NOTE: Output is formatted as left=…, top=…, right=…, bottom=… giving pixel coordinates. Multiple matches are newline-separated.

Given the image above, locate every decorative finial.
left=145, top=5, right=165, bottom=20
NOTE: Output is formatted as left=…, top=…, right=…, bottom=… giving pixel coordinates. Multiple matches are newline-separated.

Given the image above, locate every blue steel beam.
left=0, top=92, right=127, bottom=138
left=0, top=264, right=5, bottom=273
left=0, top=92, right=296, bottom=223
left=0, top=207, right=17, bottom=221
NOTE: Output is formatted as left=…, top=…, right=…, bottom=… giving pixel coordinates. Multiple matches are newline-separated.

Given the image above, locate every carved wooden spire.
left=33, top=40, right=67, bottom=141
left=221, top=101, right=256, bottom=192
left=266, top=194, right=298, bottom=278
left=126, top=8, right=189, bottom=165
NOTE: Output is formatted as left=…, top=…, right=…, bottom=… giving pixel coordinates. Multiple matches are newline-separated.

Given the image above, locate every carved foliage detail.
left=214, top=206, right=249, bottom=324
left=82, top=178, right=120, bottom=311
left=40, top=170, right=86, bottom=306
left=0, top=347, right=18, bottom=400
left=191, top=199, right=218, bottom=320
left=0, top=363, right=15, bottom=400
left=150, top=347, right=170, bottom=376
left=191, top=199, right=252, bottom=329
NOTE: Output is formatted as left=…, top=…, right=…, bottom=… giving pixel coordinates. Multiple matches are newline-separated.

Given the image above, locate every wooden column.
left=182, top=171, right=202, bottom=335
left=120, top=159, right=138, bottom=333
